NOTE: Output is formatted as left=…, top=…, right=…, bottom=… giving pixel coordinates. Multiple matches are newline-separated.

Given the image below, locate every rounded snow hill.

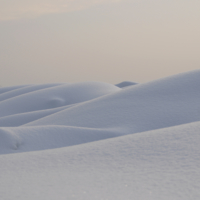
left=115, top=81, right=138, bottom=88
left=0, top=125, right=122, bottom=154
left=0, top=105, right=74, bottom=127
left=0, top=82, right=120, bottom=118
left=24, top=70, right=200, bottom=135
left=0, top=83, right=63, bottom=102
left=0, top=85, right=31, bottom=95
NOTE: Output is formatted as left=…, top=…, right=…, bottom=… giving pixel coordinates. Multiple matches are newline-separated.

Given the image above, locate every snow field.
left=1, top=70, right=200, bottom=199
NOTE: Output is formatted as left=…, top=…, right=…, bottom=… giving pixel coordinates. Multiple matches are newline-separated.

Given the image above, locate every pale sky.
left=0, top=0, right=200, bottom=86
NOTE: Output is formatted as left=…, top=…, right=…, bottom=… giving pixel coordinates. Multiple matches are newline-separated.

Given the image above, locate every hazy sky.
left=1, top=0, right=200, bottom=86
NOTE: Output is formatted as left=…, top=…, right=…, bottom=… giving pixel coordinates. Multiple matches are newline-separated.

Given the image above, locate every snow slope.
left=25, top=70, right=200, bottom=134
left=0, top=84, right=31, bottom=95
left=0, top=125, right=122, bottom=154
left=0, top=82, right=120, bottom=118
left=0, top=105, right=73, bottom=127
left=1, top=121, right=200, bottom=200
left=0, top=70, right=200, bottom=200
left=0, top=83, right=63, bottom=102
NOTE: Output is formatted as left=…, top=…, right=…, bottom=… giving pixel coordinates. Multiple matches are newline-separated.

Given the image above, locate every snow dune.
left=0, top=105, right=73, bottom=127
left=0, top=84, right=31, bottom=95
left=0, top=82, right=120, bottom=118
left=24, top=70, right=200, bottom=134
left=1, top=121, right=200, bottom=199
left=1, top=70, right=200, bottom=199
left=0, top=126, right=122, bottom=154
left=0, top=83, right=63, bottom=102
left=115, top=81, right=138, bottom=88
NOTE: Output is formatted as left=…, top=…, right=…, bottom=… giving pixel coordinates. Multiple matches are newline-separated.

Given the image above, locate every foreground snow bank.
left=1, top=121, right=200, bottom=200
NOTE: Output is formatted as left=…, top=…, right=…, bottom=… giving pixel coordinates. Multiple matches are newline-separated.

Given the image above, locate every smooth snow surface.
left=1, top=71, right=200, bottom=200
left=0, top=82, right=120, bottom=118
left=115, top=81, right=138, bottom=88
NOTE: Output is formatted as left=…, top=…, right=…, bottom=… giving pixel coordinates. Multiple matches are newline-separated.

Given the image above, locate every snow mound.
left=0, top=82, right=120, bottom=118
left=0, top=84, right=31, bottom=95
left=0, top=128, right=22, bottom=154
left=1, top=121, right=200, bottom=199
left=0, top=126, right=122, bottom=154
left=0, top=105, right=74, bottom=127
left=0, top=83, right=63, bottom=102
left=115, top=81, right=138, bottom=88
left=25, top=70, right=200, bottom=135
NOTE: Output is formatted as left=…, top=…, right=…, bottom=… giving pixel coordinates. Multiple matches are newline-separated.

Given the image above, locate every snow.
left=115, top=81, right=138, bottom=88
left=0, top=84, right=31, bottom=95
left=1, top=71, right=200, bottom=199
left=0, top=105, right=72, bottom=127
left=0, top=83, right=63, bottom=102
left=0, top=82, right=120, bottom=118
left=24, top=70, right=200, bottom=134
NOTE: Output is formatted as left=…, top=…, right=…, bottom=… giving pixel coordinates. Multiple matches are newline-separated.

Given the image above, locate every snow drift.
left=24, top=70, right=200, bottom=134
left=1, top=70, right=200, bottom=200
